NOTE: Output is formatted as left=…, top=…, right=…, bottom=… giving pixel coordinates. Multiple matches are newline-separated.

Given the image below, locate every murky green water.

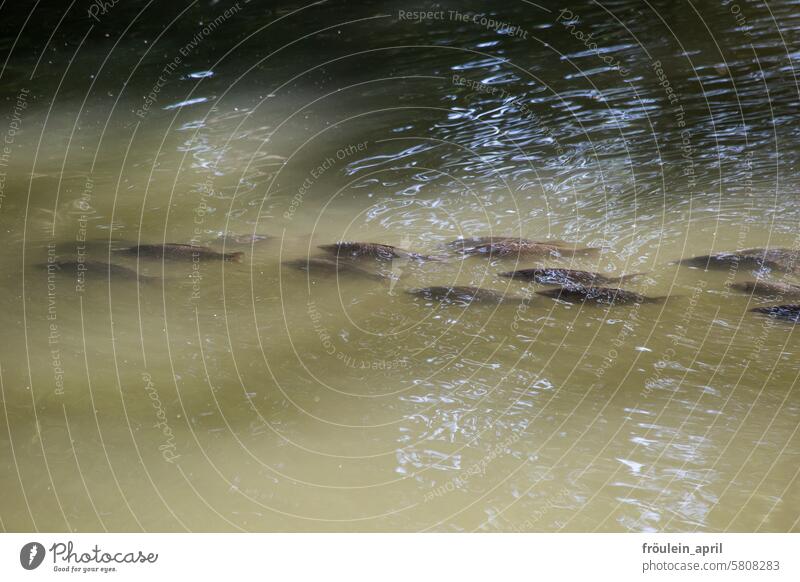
left=1, top=0, right=799, bottom=532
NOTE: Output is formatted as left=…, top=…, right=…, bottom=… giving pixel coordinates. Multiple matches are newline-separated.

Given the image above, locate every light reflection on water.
left=0, top=0, right=798, bottom=532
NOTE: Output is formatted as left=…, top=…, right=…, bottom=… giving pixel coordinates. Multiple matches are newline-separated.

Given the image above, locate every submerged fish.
left=500, top=267, right=644, bottom=286
left=319, top=242, right=437, bottom=262
left=454, top=238, right=600, bottom=259
left=446, top=236, right=570, bottom=252
left=729, top=280, right=800, bottom=298
left=753, top=248, right=800, bottom=272
left=677, top=248, right=800, bottom=273
left=536, top=285, right=667, bottom=305
left=750, top=304, right=800, bottom=323
left=407, top=286, right=525, bottom=306
left=283, top=257, right=386, bottom=281
left=39, top=260, right=157, bottom=283
left=116, top=244, right=243, bottom=262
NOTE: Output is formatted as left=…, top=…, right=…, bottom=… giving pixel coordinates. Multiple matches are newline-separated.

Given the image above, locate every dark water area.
left=0, top=0, right=799, bottom=532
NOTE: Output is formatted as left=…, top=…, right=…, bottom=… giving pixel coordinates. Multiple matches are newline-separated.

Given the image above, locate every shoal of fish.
left=40, top=236, right=800, bottom=323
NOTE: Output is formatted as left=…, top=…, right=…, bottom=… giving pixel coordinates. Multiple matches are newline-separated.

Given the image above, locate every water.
left=1, top=0, right=799, bottom=532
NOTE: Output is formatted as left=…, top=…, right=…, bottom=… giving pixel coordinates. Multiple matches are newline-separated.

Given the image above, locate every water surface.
left=0, top=0, right=799, bottom=532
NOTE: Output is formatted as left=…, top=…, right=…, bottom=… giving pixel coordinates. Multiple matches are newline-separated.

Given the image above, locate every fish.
left=751, top=248, right=800, bottom=273
left=500, top=267, right=644, bottom=286
left=750, top=304, right=800, bottom=323
left=283, top=257, right=386, bottom=281
left=318, top=242, right=438, bottom=262
left=453, top=238, right=600, bottom=259
left=116, top=244, right=243, bottom=262
left=676, top=253, right=762, bottom=270
left=38, top=260, right=157, bottom=283
left=407, top=286, right=525, bottom=306
left=446, top=236, right=570, bottom=252
left=728, top=279, right=800, bottom=298
left=677, top=248, right=800, bottom=273
left=536, top=285, right=667, bottom=305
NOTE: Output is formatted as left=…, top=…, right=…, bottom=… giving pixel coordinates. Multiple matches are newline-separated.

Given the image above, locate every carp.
left=500, top=267, right=644, bottom=286
left=446, top=236, right=571, bottom=251
left=536, top=285, right=667, bottom=305
left=407, top=286, right=525, bottom=306
left=116, top=243, right=243, bottom=262
left=318, top=242, right=438, bottom=262
left=453, top=238, right=600, bottom=259
left=729, top=280, right=800, bottom=298
left=677, top=248, right=800, bottom=273
left=39, top=260, right=157, bottom=283
left=750, top=304, right=800, bottom=323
